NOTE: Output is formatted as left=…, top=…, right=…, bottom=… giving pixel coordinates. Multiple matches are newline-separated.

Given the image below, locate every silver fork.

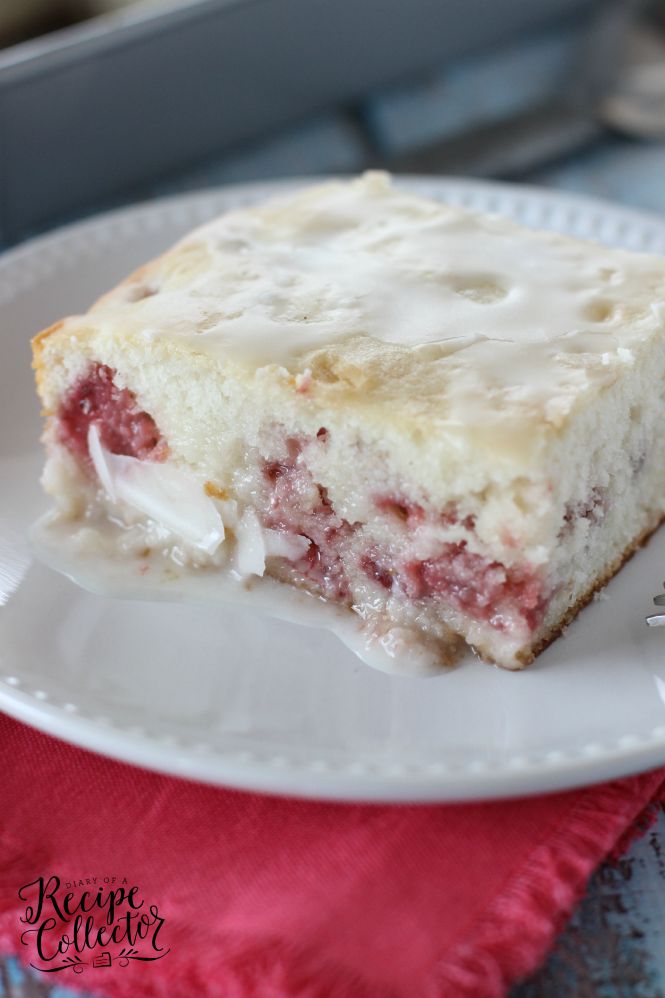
left=646, top=588, right=665, bottom=625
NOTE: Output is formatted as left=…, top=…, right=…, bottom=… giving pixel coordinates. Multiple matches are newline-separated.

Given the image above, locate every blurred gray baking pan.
left=0, top=0, right=595, bottom=243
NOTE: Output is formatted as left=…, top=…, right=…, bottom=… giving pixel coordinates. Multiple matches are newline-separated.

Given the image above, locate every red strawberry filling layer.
left=262, top=440, right=353, bottom=600
left=259, top=441, right=547, bottom=633
left=56, top=370, right=547, bottom=634
left=57, top=363, right=164, bottom=461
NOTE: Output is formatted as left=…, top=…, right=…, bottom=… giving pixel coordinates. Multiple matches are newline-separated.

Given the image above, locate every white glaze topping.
left=93, top=173, right=665, bottom=364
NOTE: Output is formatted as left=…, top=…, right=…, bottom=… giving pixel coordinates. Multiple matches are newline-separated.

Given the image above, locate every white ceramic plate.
left=4, top=177, right=665, bottom=802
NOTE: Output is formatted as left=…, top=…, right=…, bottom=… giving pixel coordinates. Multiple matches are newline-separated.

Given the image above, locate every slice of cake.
left=32, top=172, right=665, bottom=670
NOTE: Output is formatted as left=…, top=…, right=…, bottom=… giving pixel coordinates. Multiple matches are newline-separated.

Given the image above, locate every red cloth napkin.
left=0, top=714, right=662, bottom=998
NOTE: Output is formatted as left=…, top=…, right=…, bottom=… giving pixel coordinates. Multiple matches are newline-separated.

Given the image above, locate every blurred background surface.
left=0, top=0, right=617, bottom=241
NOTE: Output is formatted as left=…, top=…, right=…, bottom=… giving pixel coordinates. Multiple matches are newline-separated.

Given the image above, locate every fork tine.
left=646, top=613, right=665, bottom=626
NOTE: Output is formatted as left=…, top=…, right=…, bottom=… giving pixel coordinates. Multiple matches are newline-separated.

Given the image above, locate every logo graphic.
left=18, top=875, right=169, bottom=974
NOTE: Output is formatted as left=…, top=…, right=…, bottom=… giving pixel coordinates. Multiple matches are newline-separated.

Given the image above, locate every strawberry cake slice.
left=33, top=173, right=665, bottom=669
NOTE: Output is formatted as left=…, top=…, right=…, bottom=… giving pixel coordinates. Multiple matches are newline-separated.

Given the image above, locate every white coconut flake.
left=235, top=509, right=267, bottom=577
left=216, top=498, right=239, bottom=528
left=87, top=427, right=224, bottom=554
left=88, top=423, right=117, bottom=501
